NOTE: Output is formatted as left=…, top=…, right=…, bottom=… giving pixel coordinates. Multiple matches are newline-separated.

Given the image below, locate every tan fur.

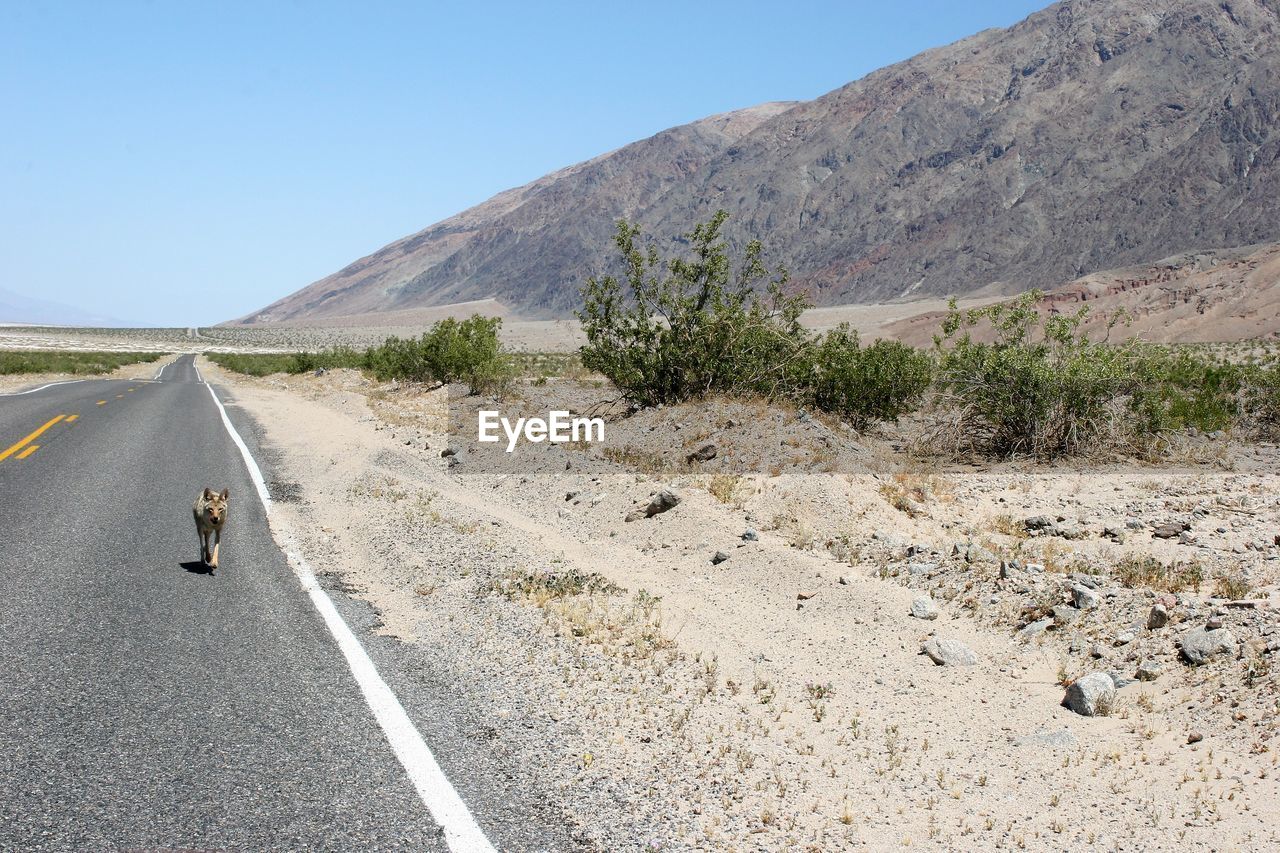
left=192, top=487, right=229, bottom=570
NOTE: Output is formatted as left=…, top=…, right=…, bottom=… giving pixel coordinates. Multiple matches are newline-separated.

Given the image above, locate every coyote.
left=193, top=487, right=229, bottom=570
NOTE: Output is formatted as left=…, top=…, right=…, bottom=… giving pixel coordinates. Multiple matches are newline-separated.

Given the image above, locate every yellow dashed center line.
left=97, top=400, right=107, bottom=405
left=16, top=445, right=39, bottom=460
left=115, top=395, right=124, bottom=399
left=0, top=414, right=65, bottom=462
left=65, top=414, right=79, bottom=423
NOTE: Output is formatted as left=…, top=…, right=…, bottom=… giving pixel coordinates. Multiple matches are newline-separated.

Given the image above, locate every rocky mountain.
left=238, top=104, right=796, bottom=323
left=239, top=0, right=1280, bottom=324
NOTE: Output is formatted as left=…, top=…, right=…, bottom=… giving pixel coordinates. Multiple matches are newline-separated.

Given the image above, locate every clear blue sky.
left=2, top=0, right=1048, bottom=326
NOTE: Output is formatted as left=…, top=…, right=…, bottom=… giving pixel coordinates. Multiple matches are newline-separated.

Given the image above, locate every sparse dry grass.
left=1213, top=572, right=1253, bottom=600
left=1113, top=555, right=1205, bottom=593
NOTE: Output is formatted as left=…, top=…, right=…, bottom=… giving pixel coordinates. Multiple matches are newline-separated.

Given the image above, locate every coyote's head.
left=200, top=487, right=229, bottom=526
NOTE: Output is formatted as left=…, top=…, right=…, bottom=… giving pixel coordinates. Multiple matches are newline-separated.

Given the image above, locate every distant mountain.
left=0, top=287, right=130, bottom=327
left=239, top=0, right=1280, bottom=325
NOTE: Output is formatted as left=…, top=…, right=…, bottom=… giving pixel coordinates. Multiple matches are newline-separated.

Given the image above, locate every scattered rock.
left=440, top=447, right=458, bottom=458
left=1017, top=618, right=1053, bottom=641
left=907, top=561, right=938, bottom=577
left=741, top=527, right=758, bottom=542
left=966, top=545, right=999, bottom=565
left=1062, top=672, right=1116, bottom=717
left=1224, top=599, right=1270, bottom=610
left=685, top=444, right=717, bottom=464
left=1152, top=521, right=1190, bottom=539
left=1179, top=627, right=1237, bottom=665
left=625, top=488, right=681, bottom=522
left=1024, top=515, right=1055, bottom=532
left=922, top=637, right=978, bottom=666
left=1206, top=615, right=1224, bottom=630
left=1071, top=584, right=1102, bottom=610
left=1053, top=605, right=1082, bottom=626
left=1146, top=604, right=1170, bottom=630
left=711, top=550, right=730, bottom=565
left=910, top=596, right=940, bottom=621
left=1135, top=659, right=1161, bottom=681
left=1187, top=731, right=1204, bottom=745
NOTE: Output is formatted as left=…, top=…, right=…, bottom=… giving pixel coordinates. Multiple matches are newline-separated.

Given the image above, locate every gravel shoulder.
left=203, top=359, right=1280, bottom=851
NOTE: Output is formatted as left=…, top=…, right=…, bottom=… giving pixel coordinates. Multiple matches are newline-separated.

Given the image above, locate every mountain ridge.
left=237, top=0, right=1280, bottom=326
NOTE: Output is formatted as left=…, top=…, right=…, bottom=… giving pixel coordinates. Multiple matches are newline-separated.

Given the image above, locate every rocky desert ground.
left=180, top=355, right=1280, bottom=852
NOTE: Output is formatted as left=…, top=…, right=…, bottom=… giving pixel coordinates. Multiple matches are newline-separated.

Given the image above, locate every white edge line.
left=201, top=374, right=495, bottom=853
left=0, top=379, right=87, bottom=397
left=155, top=361, right=167, bottom=381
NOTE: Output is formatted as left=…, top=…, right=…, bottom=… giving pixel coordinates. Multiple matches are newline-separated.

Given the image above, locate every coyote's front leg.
left=210, top=529, right=220, bottom=569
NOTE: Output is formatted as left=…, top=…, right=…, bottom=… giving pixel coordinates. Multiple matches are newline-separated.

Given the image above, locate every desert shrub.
left=1128, top=348, right=1244, bottom=434
left=364, top=315, right=512, bottom=394
left=578, top=212, right=930, bottom=427
left=205, top=352, right=295, bottom=376
left=807, top=326, right=933, bottom=427
left=578, top=211, right=812, bottom=407
left=932, top=293, right=1141, bottom=458
left=206, top=347, right=363, bottom=377
left=0, top=350, right=163, bottom=375
left=1213, top=572, right=1252, bottom=600
left=1239, top=361, right=1280, bottom=439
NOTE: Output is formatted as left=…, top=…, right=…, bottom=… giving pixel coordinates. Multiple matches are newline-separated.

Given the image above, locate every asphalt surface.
left=0, top=356, right=547, bottom=851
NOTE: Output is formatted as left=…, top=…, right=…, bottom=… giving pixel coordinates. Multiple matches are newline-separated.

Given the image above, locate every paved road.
left=0, top=356, right=519, bottom=850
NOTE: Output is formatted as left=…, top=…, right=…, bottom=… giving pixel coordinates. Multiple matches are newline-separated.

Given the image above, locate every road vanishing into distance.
left=0, top=355, right=565, bottom=851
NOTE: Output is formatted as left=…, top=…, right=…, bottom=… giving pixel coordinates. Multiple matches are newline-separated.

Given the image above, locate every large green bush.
left=932, top=293, right=1140, bottom=458
left=577, top=211, right=933, bottom=428
left=578, top=211, right=811, bottom=406
left=807, top=326, right=933, bottom=428
left=1128, top=348, right=1244, bottom=435
left=364, top=315, right=511, bottom=394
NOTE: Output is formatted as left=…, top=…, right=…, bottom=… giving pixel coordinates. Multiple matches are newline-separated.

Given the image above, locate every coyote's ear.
left=204, top=487, right=215, bottom=500
left=221, top=488, right=229, bottom=500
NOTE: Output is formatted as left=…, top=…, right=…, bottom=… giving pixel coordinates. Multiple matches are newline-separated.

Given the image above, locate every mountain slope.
left=654, top=0, right=1280, bottom=306
left=241, top=0, right=1280, bottom=324
left=885, top=240, right=1280, bottom=345
left=239, top=104, right=795, bottom=323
